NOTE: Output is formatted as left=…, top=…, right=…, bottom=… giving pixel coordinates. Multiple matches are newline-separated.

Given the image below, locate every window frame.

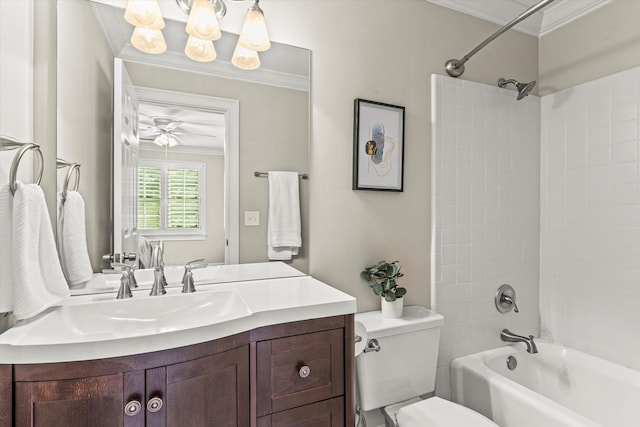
left=138, top=158, right=207, bottom=241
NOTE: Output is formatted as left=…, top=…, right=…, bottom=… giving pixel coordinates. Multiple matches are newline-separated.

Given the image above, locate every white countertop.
left=0, top=268, right=356, bottom=364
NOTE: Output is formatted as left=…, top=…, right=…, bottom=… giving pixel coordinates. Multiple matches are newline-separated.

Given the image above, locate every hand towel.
left=138, top=235, right=152, bottom=269
left=57, top=191, right=93, bottom=286
left=0, top=185, right=13, bottom=314
left=267, top=171, right=302, bottom=261
left=12, top=183, right=69, bottom=319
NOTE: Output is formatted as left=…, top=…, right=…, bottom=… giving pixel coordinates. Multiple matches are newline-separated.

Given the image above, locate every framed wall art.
left=352, top=98, right=405, bottom=191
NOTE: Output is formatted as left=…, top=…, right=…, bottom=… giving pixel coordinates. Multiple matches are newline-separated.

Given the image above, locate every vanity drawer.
left=256, top=397, right=345, bottom=427
left=256, top=328, right=344, bottom=415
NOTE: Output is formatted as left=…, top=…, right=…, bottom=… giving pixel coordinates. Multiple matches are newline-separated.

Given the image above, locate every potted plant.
left=361, top=260, right=407, bottom=318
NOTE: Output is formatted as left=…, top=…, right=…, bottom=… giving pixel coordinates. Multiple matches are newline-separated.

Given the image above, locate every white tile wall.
left=431, top=74, right=541, bottom=399
left=540, top=66, right=640, bottom=370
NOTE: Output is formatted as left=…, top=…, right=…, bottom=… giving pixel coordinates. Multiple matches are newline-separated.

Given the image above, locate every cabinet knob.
left=124, top=400, right=142, bottom=416
left=299, top=365, right=310, bottom=378
left=147, top=397, right=164, bottom=412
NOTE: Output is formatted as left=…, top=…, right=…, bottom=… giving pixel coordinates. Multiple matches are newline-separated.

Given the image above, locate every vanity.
left=0, top=264, right=357, bottom=427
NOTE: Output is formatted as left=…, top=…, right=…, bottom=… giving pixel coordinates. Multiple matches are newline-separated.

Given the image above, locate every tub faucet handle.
left=501, top=294, right=519, bottom=313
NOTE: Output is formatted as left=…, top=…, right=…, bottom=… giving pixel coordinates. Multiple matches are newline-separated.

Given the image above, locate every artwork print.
left=353, top=99, right=405, bottom=191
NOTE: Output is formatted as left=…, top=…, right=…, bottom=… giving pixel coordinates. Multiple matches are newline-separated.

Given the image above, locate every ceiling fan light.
left=131, top=27, right=167, bottom=54
left=185, top=36, right=217, bottom=62
left=167, top=135, right=179, bottom=147
left=124, top=0, right=165, bottom=30
left=154, top=133, right=168, bottom=147
left=238, top=1, right=270, bottom=52
left=231, top=42, right=260, bottom=70
left=186, top=0, right=222, bottom=41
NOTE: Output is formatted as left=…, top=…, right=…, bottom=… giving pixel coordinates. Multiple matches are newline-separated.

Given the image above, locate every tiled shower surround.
left=431, top=74, right=541, bottom=399
left=432, top=66, right=640, bottom=399
left=540, top=67, right=640, bottom=369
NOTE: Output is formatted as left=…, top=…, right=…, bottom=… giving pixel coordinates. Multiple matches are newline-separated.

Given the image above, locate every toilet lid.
left=396, top=397, right=498, bottom=427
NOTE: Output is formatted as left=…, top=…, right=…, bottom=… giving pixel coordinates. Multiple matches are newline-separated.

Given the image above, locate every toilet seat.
left=395, top=397, right=498, bottom=427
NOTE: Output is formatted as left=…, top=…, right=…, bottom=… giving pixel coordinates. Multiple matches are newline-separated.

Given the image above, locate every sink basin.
left=58, top=289, right=251, bottom=338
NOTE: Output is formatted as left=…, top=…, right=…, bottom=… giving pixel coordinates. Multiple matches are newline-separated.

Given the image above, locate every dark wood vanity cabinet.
left=3, top=314, right=354, bottom=427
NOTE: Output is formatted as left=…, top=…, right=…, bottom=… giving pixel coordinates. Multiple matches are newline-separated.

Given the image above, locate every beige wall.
left=138, top=149, right=225, bottom=265
left=539, top=0, right=640, bottom=95
left=57, top=0, right=113, bottom=271
left=126, top=62, right=310, bottom=272
left=259, top=0, right=539, bottom=312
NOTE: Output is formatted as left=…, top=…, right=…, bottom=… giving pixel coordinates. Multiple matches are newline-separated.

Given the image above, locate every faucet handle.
left=116, top=270, right=133, bottom=299
left=181, top=259, right=205, bottom=293
left=185, top=258, right=207, bottom=270
left=111, top=262, right=138, bottom=289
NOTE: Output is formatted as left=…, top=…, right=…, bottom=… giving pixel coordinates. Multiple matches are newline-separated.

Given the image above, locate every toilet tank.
left=356, top=306, right=444, bottom=411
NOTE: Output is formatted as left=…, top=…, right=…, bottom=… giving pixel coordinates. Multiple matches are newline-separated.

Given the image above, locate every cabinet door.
left=15, top=373, right=127, bottom=427
left=147, top=345, right=249, bottom=427
left=257, top=397, right=344, bottom=427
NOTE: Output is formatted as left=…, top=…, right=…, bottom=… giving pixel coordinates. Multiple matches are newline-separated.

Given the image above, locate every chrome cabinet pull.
left=147, top=397, right=163, bottom=412
left=299, top=365, right=310, bottom=378
left=124, top=400, right=141, bottom=416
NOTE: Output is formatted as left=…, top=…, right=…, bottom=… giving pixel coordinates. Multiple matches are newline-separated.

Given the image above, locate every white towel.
left=0, top=185, right=14, bottom=314
left=267, top=171, right=302, bottom=261
left=57, top=191, right=93, bottom=286
left=11, top=183, right=69, bottom=319
left=138, top=235, right=152, bottom=269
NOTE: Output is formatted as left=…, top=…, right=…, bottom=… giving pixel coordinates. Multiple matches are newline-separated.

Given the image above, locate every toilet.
left=355, top=306, right=498, bottom=427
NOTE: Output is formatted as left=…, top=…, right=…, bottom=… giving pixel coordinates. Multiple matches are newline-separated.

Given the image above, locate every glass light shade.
left=231, top=42, right=260, bottom=70
left=186, top=0, right=222, bottom=41
left=238, top=6, right=270, bottom=52
left=154, top=133, right=178, bottom=147
left=131, top=27, right=167, bottom=54
left=124, top=0, right=165, bottom=30
left=185, top=36, right=217, bottom=62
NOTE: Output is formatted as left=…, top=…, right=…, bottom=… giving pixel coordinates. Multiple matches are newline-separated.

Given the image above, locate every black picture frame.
left=352, top=98, right=405, bottom=191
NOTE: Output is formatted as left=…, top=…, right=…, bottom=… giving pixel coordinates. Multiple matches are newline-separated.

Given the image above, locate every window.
left=138, top=159, right=206, bottom=239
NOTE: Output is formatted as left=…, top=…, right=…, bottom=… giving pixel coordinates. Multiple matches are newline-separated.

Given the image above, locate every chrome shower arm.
left=445, top=0, right=556, bottom=77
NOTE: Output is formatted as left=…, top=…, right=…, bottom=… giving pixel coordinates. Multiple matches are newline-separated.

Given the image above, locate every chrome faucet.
left=150, top=265, right=167, bottom=296
left=501, top=329, right=538, bottom=354
left=181, top=258, right=207, bottom=293
left=112, top=262, right=138, bottom=299
left=150, top=240, right=164, bottom=268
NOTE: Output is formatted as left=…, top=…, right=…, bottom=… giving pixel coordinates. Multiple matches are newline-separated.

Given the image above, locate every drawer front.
left=256, top=328, right=344, bottom=415
left=256, top=397, right=345, bottom=427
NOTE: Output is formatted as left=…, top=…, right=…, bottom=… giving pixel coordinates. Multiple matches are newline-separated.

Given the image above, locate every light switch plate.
left=245, top=211, right=260, bottom=226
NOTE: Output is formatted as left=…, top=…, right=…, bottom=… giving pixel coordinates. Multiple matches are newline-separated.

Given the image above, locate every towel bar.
left=254, top=171, right=308, bottom=179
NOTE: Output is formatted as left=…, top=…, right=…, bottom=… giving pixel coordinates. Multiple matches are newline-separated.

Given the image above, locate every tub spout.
left=501, top=329, right=538, bottom=354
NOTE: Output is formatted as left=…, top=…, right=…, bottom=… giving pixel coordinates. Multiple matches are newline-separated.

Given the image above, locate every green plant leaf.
left=360, top=271, right=371, bottom=281
left=385, top=293, right=396, bottom=302
left=395, top=287, right=407, bottom=298
left=372, top=283, right=382, bottom=295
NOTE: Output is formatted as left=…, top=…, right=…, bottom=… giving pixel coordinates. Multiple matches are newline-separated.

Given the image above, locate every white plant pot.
left=381, top=296, right=403, bottom=318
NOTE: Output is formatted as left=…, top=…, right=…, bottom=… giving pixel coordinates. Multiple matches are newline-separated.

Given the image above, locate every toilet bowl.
left=355, top=306, right=498, bottom=427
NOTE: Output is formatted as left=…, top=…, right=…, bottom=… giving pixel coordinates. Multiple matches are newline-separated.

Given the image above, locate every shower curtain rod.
left=445, top=0, right=556, bottom=78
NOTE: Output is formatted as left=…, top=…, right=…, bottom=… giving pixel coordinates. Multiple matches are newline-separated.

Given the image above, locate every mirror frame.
left=134, top=85, right=240, bottom=264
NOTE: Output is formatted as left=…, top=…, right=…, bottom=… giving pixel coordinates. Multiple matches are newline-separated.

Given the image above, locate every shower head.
left=498, top=78, right=536, bottom=100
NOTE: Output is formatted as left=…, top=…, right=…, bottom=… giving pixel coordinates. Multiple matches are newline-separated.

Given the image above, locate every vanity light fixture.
left=237, top=0, right=270, bottom=52
left=231, top=43, right=260, bottom=70
left=124, top=0, right=165, bottom=29
left=185, top=35, right=217, bottom=62
left=125, top=0, right=270, bottom=69
left=131, top=27, right=168, bottom=54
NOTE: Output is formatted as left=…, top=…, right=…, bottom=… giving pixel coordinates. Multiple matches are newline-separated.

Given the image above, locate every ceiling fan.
left=140, top=117, right=186, bottom=148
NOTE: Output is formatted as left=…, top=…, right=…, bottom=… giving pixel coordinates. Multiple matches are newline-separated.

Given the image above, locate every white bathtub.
left=451, top=342, right=640, bottom=427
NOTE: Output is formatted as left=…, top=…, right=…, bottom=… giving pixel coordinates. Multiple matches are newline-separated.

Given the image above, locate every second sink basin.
left=58, top=289, right=251, bottom=337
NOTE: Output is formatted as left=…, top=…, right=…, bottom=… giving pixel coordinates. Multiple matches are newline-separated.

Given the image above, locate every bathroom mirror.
left=56, top=0, right=311, bottom=278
